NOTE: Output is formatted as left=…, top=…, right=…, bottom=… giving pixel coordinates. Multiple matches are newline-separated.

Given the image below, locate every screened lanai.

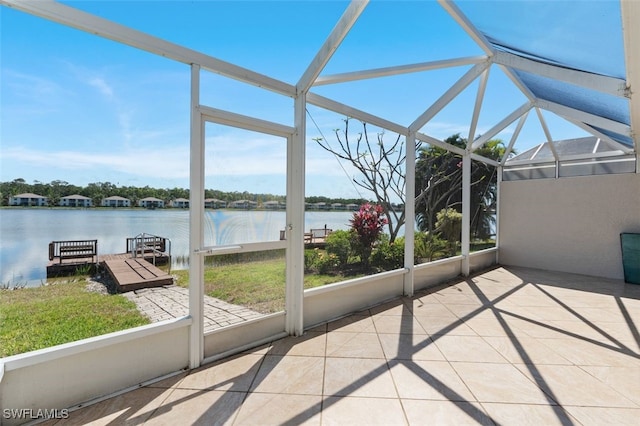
left=0, top=1, right=639, bottom=424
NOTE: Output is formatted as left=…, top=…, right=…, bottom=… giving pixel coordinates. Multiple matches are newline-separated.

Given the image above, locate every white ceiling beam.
left=297, top=0, right=368, bottom=93
left=501, top=111, right=529, bottom=165
left=535, top=99, right=631, bottom=137
left=470, top=153, right=500, bottom=167
left=307, top=92, right=408, bottom=136
left=409, top=61, right=490, bottom=133
left=467, top=68, right=490, bottom=149
left=471, top=102, right=534, bottom=151
left=313, top=56, right=487, bottom=86
left=621, top=0, right=640, bottom=165
left=535, top=108, right=559, bottom=160
left=415, top=133, right=466, bottom=156
left=437, top=0, right=494, bottom=56
left=0, top=0, right=296, bottom=96
left=493, top=51, right=627, bottom=98
left=198, top=106, right=295, bottom=137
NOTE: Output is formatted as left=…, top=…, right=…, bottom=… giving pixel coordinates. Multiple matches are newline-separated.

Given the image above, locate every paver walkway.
left=122, top=285, right=264, bottom=333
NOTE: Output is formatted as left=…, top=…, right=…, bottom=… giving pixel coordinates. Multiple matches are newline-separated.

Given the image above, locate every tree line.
left=0, top=178, right=367, bottom=207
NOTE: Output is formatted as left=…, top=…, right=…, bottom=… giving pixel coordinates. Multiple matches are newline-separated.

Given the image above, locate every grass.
left=0, top=281, right=149, bottom=357
left=173, top=257, right=362, bottom=313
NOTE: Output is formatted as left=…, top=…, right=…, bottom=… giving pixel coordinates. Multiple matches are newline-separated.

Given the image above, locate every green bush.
left=371, top=235, right=405, bottom=271
left=414, top=232, right=448, bottom=262
left=304, top=249, right=340, bottom=274
left=325, top=230, right=352, bottom=266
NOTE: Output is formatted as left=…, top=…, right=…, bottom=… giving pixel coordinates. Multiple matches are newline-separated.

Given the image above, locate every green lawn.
left=0, top=281, right=149, bottom=357
left=173, top=258, right=362, bottom=313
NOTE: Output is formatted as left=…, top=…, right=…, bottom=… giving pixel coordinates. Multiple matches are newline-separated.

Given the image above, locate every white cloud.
left=88, top=77, right=114, bottom=99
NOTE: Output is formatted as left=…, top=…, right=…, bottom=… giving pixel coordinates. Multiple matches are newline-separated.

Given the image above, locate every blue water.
left=0, top=208, right=353, bottom=286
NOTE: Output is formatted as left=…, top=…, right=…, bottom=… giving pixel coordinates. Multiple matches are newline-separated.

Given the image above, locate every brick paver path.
left=122, top=285, right=264, bottom=333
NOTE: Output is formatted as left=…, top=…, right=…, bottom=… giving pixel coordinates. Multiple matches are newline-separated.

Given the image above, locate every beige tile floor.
left=50, top=266, right=640, bottom=425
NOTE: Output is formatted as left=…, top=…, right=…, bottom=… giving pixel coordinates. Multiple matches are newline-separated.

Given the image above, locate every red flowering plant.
left=350, top=203, right=388, bottom=268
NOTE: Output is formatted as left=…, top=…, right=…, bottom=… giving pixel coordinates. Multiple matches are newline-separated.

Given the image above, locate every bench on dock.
left=126, top=236, right=167, bottom=255
left=49, top=240, right=98, bottom=264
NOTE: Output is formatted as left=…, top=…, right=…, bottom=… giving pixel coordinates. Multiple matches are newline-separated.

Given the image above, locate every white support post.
left=495, top=165, right=502, bottom=264
left=461, top=153, right=471, bottom=276
left=285, top=94, right=306, bottom=336
left=188, top=64, right=204, bottom=369
left=404, top=132, right=416, bottom=297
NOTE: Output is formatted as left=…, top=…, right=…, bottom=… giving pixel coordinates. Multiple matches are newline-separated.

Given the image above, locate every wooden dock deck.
left=103, top=257, right=173, bottom=293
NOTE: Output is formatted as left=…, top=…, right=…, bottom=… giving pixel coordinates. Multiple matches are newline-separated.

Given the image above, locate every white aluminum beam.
left=470, top=153, right=500, bottom=167
left=437, top=0, right=494, bottom=56
left=404, top=131, right=416, bottom=297
left=415, top=132, right=465, bottom=156
left=199, top=106, right=294, bottom=137
left=297, top=0, right=368, bottom=93
left=409, top=61, right=491, bottom=133
left=314, top=56, right=487, bottom=86
left=536, top=99, right=631, bottom=137
left=535, top=107, right=559, bottom=161
left=285, top=94, right=306, bottom=336
left=0, top=0, right=296, bottom=97
left=501, top=111, right=529, bottom=165
left=189, top=65, right=204, bottom=369
left=493, top=50, right=627, bottom=97
left=621, top=0, right=640, bottom=169
left=467, top=68, right=490, bottom=148
left=461, top=154, right=471, bottom=276
left=307, top=92, right=408, bottom=135
left=471, top=102, right=534, bottom=151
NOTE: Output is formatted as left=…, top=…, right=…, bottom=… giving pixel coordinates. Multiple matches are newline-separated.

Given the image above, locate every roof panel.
left=514, top=70, right=630, bottom=126
left=456, top=0, right=626, bottom=78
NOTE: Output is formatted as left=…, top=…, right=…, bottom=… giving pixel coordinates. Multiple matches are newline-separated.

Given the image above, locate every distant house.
left=313, top=202, right=329, bottom=210
left=263, top=200, right=284, bottom=210
left=138, top=197, right=165, bottom=209
left=170, top=198, right=189, bottom=208
left=101, top=195, right=131, bottom=208
left=59, top=194, right=92, bottom=207
left=346, top=203, right=359, bottom=211
left=9, top=193, right=48, bottom=207
left=229, top=200, right=257, bottom=209
left=204, top=198, right=226, bottom=209
left=331, top=203, right=345, bottom=210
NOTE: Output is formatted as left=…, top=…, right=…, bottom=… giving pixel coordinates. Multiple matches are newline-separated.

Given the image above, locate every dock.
left=46, top=234, right=173, bottom=292
left=103, top=257, right=173, bottom=292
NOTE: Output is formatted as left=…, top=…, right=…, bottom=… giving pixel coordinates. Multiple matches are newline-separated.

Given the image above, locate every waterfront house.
left=331, top=202, right=345, bottom=210
left=204, top=198, right=226, bottom=209
left=263, top=200, right=283, bottom=209
left=346, top=203, right=359, bottom=211
left=59, top=194, right=92, bottom=207
left=138, top=197, right=165, bottom=209
left=229, top=199, right=257, bottom=209
left=170, top=198, right=190, bottom=208
left=101, top=195, right=131, bottom=207
left=9, top=192, right=48, bottom=206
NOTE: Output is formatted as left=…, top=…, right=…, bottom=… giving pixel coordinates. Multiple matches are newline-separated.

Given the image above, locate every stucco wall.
left=499, top=173, right=640, bottom=280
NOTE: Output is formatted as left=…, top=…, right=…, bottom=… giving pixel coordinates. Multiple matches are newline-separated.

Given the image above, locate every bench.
left=126, top=236, right=166, bottom=255
left=49, top=240, right=98, bottom=264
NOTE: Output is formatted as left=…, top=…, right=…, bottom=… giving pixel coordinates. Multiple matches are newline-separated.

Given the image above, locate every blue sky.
left=0, top=1, right=600, bottom=200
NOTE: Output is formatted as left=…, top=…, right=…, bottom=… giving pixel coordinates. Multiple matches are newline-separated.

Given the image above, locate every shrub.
left=371, top=235, right=405, bottom=271
left=350, top=203, right=388, bottom=267
left=414, top=232, right=448, bottom=262
left=325, top=230, right=352, bottom=266
left=436, top=208, right=462, bottom=256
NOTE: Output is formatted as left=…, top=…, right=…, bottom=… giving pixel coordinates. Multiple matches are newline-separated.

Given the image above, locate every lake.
left=0, top=208, right=354, bottom=286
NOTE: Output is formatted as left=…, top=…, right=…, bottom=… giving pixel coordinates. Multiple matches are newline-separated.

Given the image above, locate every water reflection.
left=0, top=209, right=352, bottom=286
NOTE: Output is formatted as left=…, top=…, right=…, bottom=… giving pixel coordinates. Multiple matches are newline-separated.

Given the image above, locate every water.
left=0, top=208, right=354, bottom=286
